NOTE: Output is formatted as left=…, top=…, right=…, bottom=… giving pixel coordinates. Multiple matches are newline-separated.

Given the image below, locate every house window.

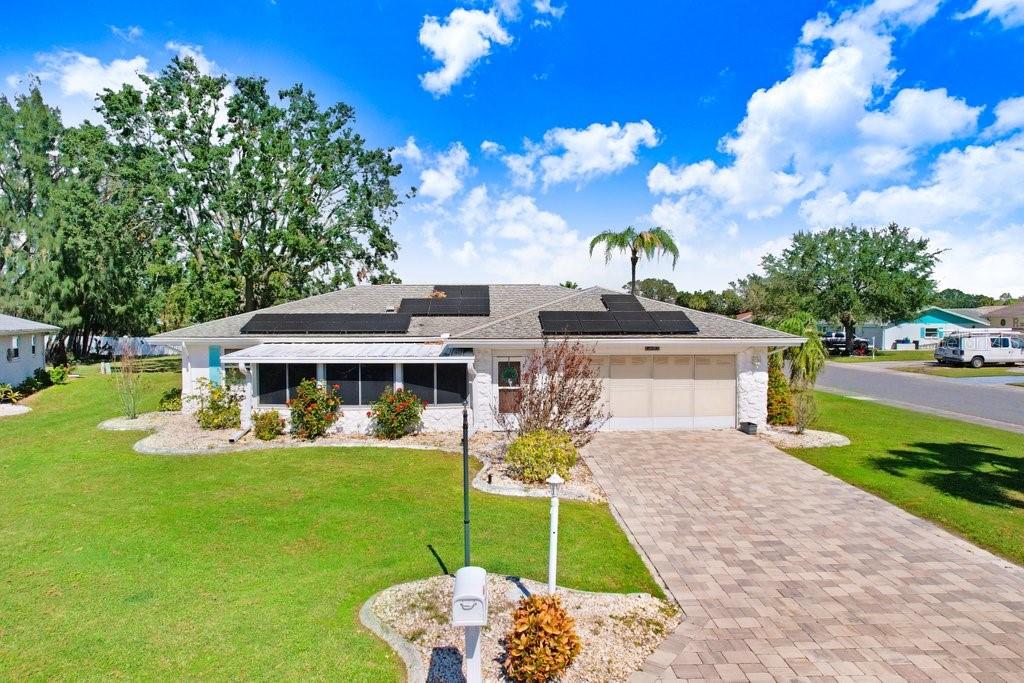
left=257, top=364, right=316, bottom=406
left=10, top=336, right=19, bottom=360
left=497, top=360, right=522, bottom=414
left=923, top=327, right=939, bottom=338
left=322, top=363, right=394, bottom=406
left=1001, top=319, right=1007, bottom=326
left=403, top=363, right=468, bottom=406
left=31, top=335, right=36, bottom=355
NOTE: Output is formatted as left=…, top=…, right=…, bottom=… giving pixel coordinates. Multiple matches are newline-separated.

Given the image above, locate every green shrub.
left=503, top=594, right=581, bottom=683
left=505, top=429, right=578, bottom=483
left=289, top=379, right=341, bottom=440
left=49, top=365, right=70, bottom=385
left=158, top=387, right=182, bottom=412
left=0, top=384, right=22, bottom=404
left=252, top=410, right=285, bottom=441
left=368, top=387, right=425, bottom=439
left=767, top=353, right=794, bottom=426
left=191, top=378, right=241, bottom=430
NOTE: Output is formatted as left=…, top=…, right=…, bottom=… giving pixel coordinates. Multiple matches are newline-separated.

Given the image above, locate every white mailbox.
left=452, top=566, right=488, bottom=627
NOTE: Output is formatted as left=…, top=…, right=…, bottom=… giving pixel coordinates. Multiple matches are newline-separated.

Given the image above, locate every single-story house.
left=149, top=284, right=803, bottom=433
left=0, top=314, right=58, bottom=387
left=983, top=303, right=1024, bottom=331
left=856, top=306, right=991, bottom=350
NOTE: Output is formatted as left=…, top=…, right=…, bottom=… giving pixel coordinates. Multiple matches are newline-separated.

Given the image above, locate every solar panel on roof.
left=398, top=286, right=490, bottom=317
left=396, top=299, right=430, bottom=315
left=601, top=294, right=645, bottom=311
left=241, top=313, right=411, bottom=335
left=538, top=309, right=699, bottom=336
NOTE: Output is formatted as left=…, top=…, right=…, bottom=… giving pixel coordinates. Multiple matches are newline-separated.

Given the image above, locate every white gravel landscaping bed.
left=759, top=425, right=850, bottom=449
left=0, top=404, right=31, bottom=418
left=474, top=459, right=605, bottom=502
left=368, top=574, right=679, bottom=683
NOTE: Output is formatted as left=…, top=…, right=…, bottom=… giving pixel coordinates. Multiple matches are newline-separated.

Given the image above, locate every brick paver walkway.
left=584, top=430, right=1024, bottom=682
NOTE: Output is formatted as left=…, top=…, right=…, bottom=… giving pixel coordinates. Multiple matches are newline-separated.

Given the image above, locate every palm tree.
left=776, top=312, right=827, bottom=386
left=560, top=281, right=580, bottom=289
left=589, top=226, right=679, bottom=296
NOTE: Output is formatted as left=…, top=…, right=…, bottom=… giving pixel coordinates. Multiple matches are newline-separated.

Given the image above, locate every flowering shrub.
left=289, top=379, right=341, bottom=440
left=503, top=594, right=581, bottom=682
left=368, top=387, right=426, bottom=439
left=252, top=410, right=285, bottom=441
left=190, top=377, right=242, bottom=430
left=158, top=387, right=182, bottom=412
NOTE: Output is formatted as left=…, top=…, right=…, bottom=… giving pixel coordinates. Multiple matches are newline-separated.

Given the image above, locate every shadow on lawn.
left=870, top=441, right=1024, bottom=509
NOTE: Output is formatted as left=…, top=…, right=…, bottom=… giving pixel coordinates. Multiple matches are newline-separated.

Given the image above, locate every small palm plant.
left=588, top=226, right=679, bottom=296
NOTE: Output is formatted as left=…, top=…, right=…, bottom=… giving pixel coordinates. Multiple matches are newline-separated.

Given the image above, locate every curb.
left=359, top=591, right=427, bottom=683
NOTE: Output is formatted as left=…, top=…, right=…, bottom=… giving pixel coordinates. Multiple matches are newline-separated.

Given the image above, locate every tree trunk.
left=630, top=253, right=639, bottom=296
left=843, top=319, right=856, bottom=355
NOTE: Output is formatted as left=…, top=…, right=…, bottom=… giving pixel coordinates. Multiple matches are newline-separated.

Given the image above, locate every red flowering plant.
left=368, top=387, right=427, bottom=439
left=289, top=379, right=342, bottom=440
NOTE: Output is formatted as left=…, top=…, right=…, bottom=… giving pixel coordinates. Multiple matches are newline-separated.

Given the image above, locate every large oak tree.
left=761, top=224, right=939, bottom=351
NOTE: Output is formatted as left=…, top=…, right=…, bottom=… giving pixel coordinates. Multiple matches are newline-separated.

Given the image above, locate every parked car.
left=823, top=331, right=870, bottom=355
left=934, top=330, right=1024, bottom=367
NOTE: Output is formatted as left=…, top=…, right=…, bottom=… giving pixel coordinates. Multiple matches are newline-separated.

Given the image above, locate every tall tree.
left=99, top=57, right=407, bottom=323
left=628, top=277, right=678, bottom=302
left=0, top=86, right=63, bottom=312
left=675, top=288, right=747, bottom=316
left=589, top=226, right=678, bottom=296
left=931, top=288, right=996, bottom=309
left=761, top=224, right=939, bottom=352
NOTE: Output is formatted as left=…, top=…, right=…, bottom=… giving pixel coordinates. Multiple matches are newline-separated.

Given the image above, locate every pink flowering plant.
left=368, top=387, right=426, bottom=439
left=288, top=379, right=342, bottom=440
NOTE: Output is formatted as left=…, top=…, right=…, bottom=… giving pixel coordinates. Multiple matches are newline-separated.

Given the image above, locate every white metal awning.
left=220, top=342, right=473, bottom=364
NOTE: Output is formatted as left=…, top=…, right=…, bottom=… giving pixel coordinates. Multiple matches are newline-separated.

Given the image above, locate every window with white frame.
left=10, top=335, right=19, bottom=360
left=31, top=335, right=36, bottom=355
left=257, top=363, right=317, bottom=406
left=923, top=327, right=939, bottom=338
left=402, top=363, right=468, bottom=406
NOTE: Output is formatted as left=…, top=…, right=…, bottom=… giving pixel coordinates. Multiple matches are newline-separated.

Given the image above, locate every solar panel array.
left=241, top=313, right=412, bottom=335
left=601, top=294, right=645, bottom=311
left=538, top=310, right=699, bottom=336
left=397, top=285, right=491, bottom=317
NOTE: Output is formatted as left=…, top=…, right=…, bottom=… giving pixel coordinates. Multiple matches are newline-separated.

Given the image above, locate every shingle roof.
left=986, top=302, right=1024, bottom=318
left=151, top=284, right=795, bottom=341
left=0, top=313, right=59, bottom=335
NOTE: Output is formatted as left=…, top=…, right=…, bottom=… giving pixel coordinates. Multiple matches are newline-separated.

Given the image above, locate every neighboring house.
left=734, top=311, right=754, bottom=322
left=149, top=284, right=803, bottom=433
left=856, top=306, right=991, bottom=350
left=983, top=303, right=1024, bottom=331
left=0, top=314, right=58, bottom=387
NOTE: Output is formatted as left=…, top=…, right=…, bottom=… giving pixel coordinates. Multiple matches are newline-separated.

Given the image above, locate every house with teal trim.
left=856, top=306, right=991, bottom=350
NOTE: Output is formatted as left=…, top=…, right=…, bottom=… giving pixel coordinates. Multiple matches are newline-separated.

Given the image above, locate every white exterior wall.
left=180, top=343, right=214, bottom=413
left=736, top=347, right=768, bottom=429
left=0, top=333, right=47, bottom=387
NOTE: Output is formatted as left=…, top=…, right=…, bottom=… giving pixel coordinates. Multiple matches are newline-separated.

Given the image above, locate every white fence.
left=89, top=336, right=180, bottom=358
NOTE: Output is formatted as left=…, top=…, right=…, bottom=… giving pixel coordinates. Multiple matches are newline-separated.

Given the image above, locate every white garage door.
left=604, top=355, right=735, bottom=430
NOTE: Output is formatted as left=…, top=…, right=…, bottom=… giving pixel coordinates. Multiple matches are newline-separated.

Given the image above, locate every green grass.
left=830, top=349, right=936, bottom=362
left=0, top=368, right=657, bottom=680
left=897, top=364, right=1024, bottom=378
left=786, top=392, right=1024, bottom=566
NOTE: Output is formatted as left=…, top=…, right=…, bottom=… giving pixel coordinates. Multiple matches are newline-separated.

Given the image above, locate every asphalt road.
left=818, top=362, right=1024, bottom=434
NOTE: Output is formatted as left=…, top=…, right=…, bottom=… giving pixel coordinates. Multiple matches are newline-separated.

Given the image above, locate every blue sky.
left=4, top=0, right=1024, bottom=295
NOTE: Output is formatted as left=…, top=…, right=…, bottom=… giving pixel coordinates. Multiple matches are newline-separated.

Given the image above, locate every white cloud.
left=800, top=134, right=1024, bottom=227
left=452, top=241, right=480, bottom=266
left=956, top=0, right=1024, bottom=28
left=986, top=96, right=1024, bottom=138
left=647, top=0, right=942, bottom=219
left=165, top=41, right=219, bottom=75
left=110, top=25, right=143, bottom=42
left=500, top=120, right=659, bottom=189
left=533, top=0, right=566, bottom=19
left=422, top=222, right=443, bottom=258
left=480, top=139, right=503, bottom=155
left=36, top=51, right=151, bottom=98
left=392, top=136, right=424, bottom=163
left=418, top=142, right=472, bottom=203
left=418, top=8, right=512, bottom=96
left=857, top=87, right=981, bottom=146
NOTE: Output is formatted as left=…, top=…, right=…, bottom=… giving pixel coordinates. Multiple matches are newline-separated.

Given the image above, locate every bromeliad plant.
left=289, top=379, right=341, bottom=440
left=368, top=387, right=425, bottom=439
left=0, top=384, right=22, bottom=404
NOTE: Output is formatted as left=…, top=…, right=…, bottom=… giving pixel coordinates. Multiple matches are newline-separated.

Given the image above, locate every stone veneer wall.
left=735, top=347, right=768, bottom=428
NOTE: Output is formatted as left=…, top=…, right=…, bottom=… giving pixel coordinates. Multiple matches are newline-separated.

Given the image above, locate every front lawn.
left=830, top=349, right=935, bottom=362
left=0, top=368, right=657, bottom=680
left=786, top=392, right=1024, bottom=566
left=897, top=364, right=1024, bottom=378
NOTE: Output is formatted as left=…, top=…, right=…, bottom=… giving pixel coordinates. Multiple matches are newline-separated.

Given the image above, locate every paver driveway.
left=584, top=430, right=1024, bottom=682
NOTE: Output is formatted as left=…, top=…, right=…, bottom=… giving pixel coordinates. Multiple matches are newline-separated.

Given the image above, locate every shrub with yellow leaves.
left=503, top=593, right=581, bottom=682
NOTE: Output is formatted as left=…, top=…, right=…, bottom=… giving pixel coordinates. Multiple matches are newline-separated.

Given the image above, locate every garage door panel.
left=652, top=356, right=693, bottom=417
left=604, top=354, right=735, bottom=427
left=694, top=356, right=735, bottom=418
left=609, top=356, right=651, bottom=418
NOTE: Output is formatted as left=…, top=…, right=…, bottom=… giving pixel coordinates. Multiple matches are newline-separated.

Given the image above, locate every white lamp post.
left=546, top=472, right=564, bottom=593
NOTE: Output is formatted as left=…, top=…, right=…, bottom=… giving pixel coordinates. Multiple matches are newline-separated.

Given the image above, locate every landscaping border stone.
left=0, top=404, right=31, bottom=418
left=359, top=590, right=427, bottom=683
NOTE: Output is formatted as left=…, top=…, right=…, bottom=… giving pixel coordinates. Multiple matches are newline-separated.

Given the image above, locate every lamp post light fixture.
left=546, top=472, right=564, bottom=593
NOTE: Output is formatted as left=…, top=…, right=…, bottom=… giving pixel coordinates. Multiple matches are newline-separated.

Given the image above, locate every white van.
left=934, top=329, right=1024, bottom=367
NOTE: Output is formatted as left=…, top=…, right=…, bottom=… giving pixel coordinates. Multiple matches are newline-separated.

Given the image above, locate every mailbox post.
left=546, top=473, right=564, bottom=593
left=452, top=566, right=488, bottom=683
